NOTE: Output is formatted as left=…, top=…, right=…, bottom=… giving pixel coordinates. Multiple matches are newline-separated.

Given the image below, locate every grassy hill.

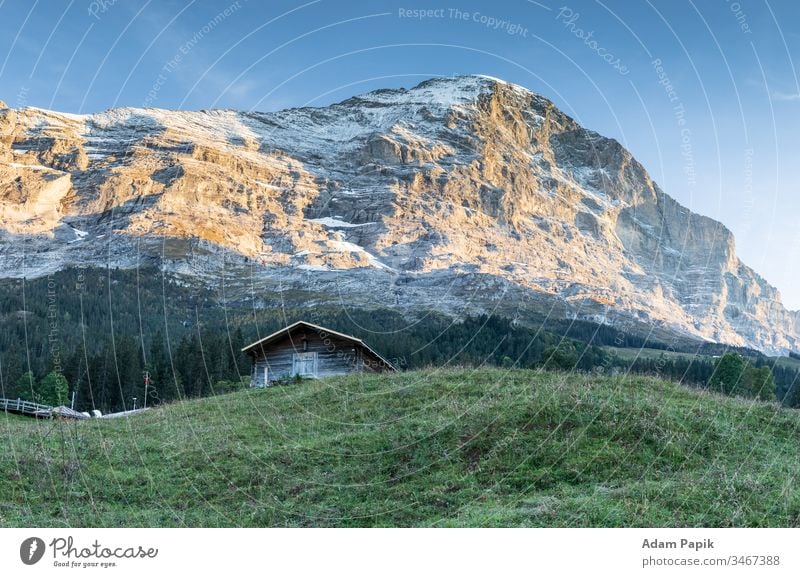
left=2, top=368, right=800, bottom=527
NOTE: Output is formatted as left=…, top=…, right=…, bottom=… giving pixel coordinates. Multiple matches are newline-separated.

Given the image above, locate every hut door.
left=253, top=364, right=268, bottom=388
left=293, top=352, right=318, bottom=377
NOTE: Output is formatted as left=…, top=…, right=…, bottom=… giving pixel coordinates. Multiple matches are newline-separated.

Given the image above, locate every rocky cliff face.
left=0, top=75, right=797, bottom=353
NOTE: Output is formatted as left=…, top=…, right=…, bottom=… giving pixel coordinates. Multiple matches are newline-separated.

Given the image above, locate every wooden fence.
left=0, top=398, right=87, bottom=419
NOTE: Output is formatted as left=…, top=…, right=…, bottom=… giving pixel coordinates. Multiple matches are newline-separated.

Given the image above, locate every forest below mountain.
left=1, top=267, right=798, bottom=413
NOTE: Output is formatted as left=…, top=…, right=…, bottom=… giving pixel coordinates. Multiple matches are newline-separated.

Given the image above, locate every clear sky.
left=1, top=0, right=799, bottom=307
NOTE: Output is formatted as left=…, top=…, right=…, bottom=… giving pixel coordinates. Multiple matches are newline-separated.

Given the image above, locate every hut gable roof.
left=241, top=320, right=396, bottom=371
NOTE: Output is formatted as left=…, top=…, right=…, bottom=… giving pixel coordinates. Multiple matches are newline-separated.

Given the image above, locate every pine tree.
left=39, top=372, right=69, bottom=406
left=13, top=371, right=38, bottom=402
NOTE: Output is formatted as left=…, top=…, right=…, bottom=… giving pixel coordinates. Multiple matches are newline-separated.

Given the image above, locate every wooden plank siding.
left=248, top=328, right=391, bottom=387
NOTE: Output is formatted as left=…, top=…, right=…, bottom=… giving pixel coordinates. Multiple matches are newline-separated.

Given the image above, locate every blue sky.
left=1, top=0, right=799, bottom=307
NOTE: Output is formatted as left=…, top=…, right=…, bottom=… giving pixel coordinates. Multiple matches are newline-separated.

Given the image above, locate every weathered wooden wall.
left=249, top=328, right=390, bottom=387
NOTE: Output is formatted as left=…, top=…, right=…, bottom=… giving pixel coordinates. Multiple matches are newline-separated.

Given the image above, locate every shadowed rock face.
left=0, top=75, right=797, bottom=354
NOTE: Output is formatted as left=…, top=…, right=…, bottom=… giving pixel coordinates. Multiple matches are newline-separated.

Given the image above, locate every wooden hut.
left=241, top=321, right=396, bottom=387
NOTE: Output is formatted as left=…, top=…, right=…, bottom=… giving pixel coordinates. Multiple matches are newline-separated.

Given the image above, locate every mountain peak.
left=413, top=73, right=525, bottom=89
left=346, top=74, right=533, bottom=110
left=2, top=77, right=798, bottom=355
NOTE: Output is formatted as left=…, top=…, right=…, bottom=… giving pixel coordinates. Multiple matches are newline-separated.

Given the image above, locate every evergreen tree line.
left=1, top=268, right=799, bottom=412
left=540, top=341, right=792, bottom=402
left=4, top=312, right=799, bottom=413
left=2, top=329, right=251, bottom=413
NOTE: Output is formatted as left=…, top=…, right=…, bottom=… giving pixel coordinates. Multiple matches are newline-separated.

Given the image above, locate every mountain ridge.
left=1, top=75, right=797, bottom=354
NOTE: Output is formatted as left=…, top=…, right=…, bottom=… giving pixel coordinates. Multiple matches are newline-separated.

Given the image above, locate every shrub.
left=709, top=353, right=776, bottom=400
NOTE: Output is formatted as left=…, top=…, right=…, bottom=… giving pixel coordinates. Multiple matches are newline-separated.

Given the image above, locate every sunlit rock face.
left=1, top=75, right=797, bottom=354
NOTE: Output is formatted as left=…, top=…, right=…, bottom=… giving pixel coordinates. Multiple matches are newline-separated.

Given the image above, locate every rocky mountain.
left=1, top=75, right=797, bottom=354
